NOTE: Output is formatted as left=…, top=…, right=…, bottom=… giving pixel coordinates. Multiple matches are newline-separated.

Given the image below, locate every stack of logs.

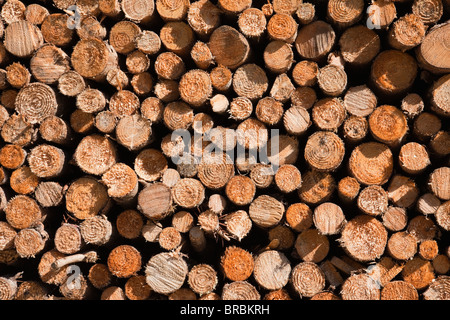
left=0, top=0, right=449, bottom=301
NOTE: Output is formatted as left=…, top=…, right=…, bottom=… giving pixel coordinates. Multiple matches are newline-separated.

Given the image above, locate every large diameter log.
left=71, top=39, right=118, bottom=82
left=295, top=21, right=335, bottom=61
left=208, top=25, right=250, bottom=70
left=340, top=215, right=388, bottom=262
left=416, top=22, right=450, bottom=74
left=4, top=20, right=43, bottom=58
left=371, top=50, right=417, bottom=97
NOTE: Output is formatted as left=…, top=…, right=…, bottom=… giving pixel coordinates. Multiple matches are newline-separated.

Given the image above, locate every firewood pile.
left=0, top=0, right=449, bottom=301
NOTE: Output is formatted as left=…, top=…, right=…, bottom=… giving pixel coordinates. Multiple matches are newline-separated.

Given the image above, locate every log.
left=172, top=210, right=194, bottom=233
left=344, top=85, right=377, bottom=117
left=0, top=144, right=26, bottom=170
left=285, top=203, right=313, bottom=233
left=429, top=167, right=450, bottom=201
left=342, top=116, right=368, bottom=144
left=1, top=113, right=36, bottom=147
left=70, top=110, right=94, bottom=134
left=190, top=41, right=213, bottom=69
left=71, top=39, right=118, bottom=82
left=220, top=246, right=254, bottom=281
left=80, top=215, right=112, bottom=246
left=10, top=166, right=39, bottom=195
left=429, top=74, right=450, bottom=117
left=412, top=0, right=443, bottom=25
left=54, top=223, right=83, bottom=255
left=5, top=62, right=30, bottom=89
left=291, top=262, right=326, bottom=298
left=340, top=215, right=388, bottom=262
left=76, top=15, right=107, bottom=40
left=413, top=112, right=441, bottom=141
left=370, top=50, right=417, bottom=97
left=387, top=231, right=418, bottom=260
left=3, top=20, right=43, bottom=58
left=255, top=96, right=283, bottom=126
left=294, top=20, right=335, bottom=61
left=34, top=181, right=64, bottom=208
left=435, top=201, right=450, bottom=231
left=401, top=93, right=424, bottom=119
left=327, top=0, right=364, bottom=29
left=179, top=69, right=212, bottom=107
left=156, top=0, right=189, bottom=21
left=382, top=206, right=408, bottom=232
left=145, top=252, right=188, bottom=295
left=125, top=275, right=152, bottom=300
left=130, top=72, right=153, bottom=96
left=367, top=0, right=397, bottom=30
left=416, top=22, right=450, bottom=74
left=94, top=111, right=118, bottom=134
left=28, top=144, right=65, bottom=179
left=283, top=106, right=310, bottom=136
left=40, top=13, right=74, bottom=47
left=294, top=228, right=329, bottom=263
left=313, top=202, right=346, bottom=235
left=5, top=195, right=42, bottom=230
left=65, top=177, right=110, bottom=220
left=419, top=239, right=439, bottom=260
left=249, top=195, right=284, bottom=229
left=298, top=170, right=336, bottom=205
left=263, top=41, right=293, bottom=74
left=222, top=281, right=260, bottom=300
left=233, top=63, right=268, bottom=101
left=304, top=131, right=345, bottom=172
left=388, top=14, right=426, bottom=52
left=381, top=281, right=418, bottom=300
left=296, top=3, right=315, bottom=25
left=208, top=25, right=250, bottom=70
left=312, top=98, right=346, bottom=132
left=187, top=0, right=221, bottom=38
left=292, top=60, right=318, bottom=87
left=210, top=65, right=233, bottom=92
left=137, top=182, right=173, bottom=220
left=160, top=21, right=194, bottom=56
left=25, top=3, right=49, bottom=25
left=267, top=13, right=298, bottom=44
left=217, top=0, right=251, bottom=15
left=253, top=250, right=291, bottom=290
left=158, top=226, right=182, bottom=251
left=270, top=73, right=295, bottom=103
left=73, top=134, right=117, bottom=176
left=274, top=164, right=301, bottom=193
left=121, top=0, right=155, bottom=24
left=224, top=210, right=252, bottom=241
left=341, top=273, right=380, bottom=300
left=0, top=221, right=17, bottom=251
left=402, top=257, right=435, bottom=290
left=238, top=8, right=267, bottom=40
left=58, top=71, right=86, bottom=97
left=107, top=245, right=141, bottom=278
left=357, top=185, right=389, bottom=216
left=101, top=287, right=126, bottom=300
left=187, top=264, right=218, bottom=296
left=225, top=175, right=255, bottom=206
left=339, top=25, right=380, bottom=66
